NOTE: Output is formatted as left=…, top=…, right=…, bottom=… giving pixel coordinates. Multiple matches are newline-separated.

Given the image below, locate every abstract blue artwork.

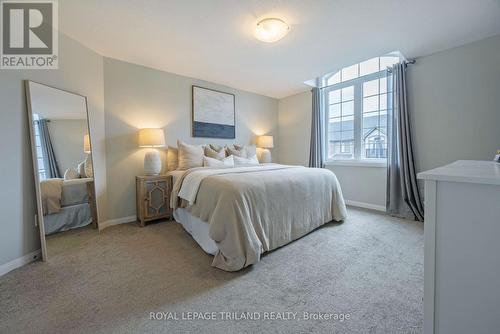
left=192, top=86, right=235, bottom=139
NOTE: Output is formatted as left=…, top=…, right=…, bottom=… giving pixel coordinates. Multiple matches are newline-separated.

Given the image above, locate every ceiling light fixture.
left=255, top=18, right=290, bottom=43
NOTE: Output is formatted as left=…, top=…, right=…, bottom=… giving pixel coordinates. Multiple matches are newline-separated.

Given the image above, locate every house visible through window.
left=321, top=54, right=400, bottom=162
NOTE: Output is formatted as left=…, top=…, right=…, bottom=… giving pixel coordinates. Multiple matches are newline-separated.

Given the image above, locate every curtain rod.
left=386, top=59, right=416, bottom=73
left=317, top=59, right=416, bottom=90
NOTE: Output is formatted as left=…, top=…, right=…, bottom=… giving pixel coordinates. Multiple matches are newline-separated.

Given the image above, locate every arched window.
left=322, top=54, right=400, bottom=161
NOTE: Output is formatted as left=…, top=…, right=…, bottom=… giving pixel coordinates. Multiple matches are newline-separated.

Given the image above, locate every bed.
left=169, top=164, right=347, bottom=271
left=41, top=178, right=95, bottom=235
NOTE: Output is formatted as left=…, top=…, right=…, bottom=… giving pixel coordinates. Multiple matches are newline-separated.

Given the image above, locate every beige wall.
left=278, top=91, right=311, bottom=166
left=49, top=119, right=89, bottom=173
left=0, top=33, right=107, bottom=266
left=278, top=34, right=500, bottom=209
left=409, top=34, right=500, bottom=172
left=103, top=58, right=279, bottom=220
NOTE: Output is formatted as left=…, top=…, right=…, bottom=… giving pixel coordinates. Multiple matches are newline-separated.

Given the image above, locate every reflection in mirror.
left=26, top=81, right=98, bottom=261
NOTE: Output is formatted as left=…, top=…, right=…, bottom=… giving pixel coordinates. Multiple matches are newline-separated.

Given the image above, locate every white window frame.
left=323, top=70, right=388, bottom=168
left=32, top=114, right=47, bottom=180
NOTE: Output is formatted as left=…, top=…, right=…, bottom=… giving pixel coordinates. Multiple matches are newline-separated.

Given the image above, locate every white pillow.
left=64, top=168, right=79, bottom=180
left=177, top=140, right=204, bottom=170
left=77, top=161, right=86, bottom=178
left=203, top=155, right=234, bottom=167
left=243, top=145, right=257, bottom=158
left=233, top=154, right=259, bottom=166
left=84, top=154, right=94, bottom=178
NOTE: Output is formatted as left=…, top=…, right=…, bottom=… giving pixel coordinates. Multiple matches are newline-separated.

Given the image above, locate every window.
left=33, top=114, right=47, bottom=180
left=322, top=55, right=399, bottom=162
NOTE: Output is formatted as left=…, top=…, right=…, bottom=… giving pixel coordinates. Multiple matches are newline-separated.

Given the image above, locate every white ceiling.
left=59, top=0, right=500, bottom=99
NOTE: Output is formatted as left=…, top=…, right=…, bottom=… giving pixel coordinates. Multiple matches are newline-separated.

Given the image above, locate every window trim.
left=324, top=160, right=387, bottom=168
left=323, top=69, right=388, bottom=164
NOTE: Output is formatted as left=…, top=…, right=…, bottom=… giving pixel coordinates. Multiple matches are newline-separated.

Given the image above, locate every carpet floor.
left=0, top=207, right=423, bottom=334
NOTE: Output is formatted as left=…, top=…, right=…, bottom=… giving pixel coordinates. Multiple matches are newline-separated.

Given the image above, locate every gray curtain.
left=386, top=63, right=424, bottom=222
left=37, top=119, right=61, bottom=179
left=309, top=87, right=324, bottom=168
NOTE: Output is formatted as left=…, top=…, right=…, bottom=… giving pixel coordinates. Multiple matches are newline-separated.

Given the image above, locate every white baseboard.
left=0, top=249, right=41, bottom=277
left=99, top=215, right=137, bottom=230
left=345, top=200, right=386, bottom=212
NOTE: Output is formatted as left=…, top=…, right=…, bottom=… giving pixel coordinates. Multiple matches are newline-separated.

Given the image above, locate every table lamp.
left=257, top=135, right=274, bottom=163
left=138, top=128, right=165, bottom=175
left=83, top=134, right=91, bottom=154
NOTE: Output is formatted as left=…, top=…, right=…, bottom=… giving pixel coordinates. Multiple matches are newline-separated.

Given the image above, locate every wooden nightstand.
left=136, top=175, right=173, bottom=227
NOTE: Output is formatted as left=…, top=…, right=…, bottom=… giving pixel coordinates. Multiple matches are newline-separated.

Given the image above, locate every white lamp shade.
left=257, top=135, right=274, bottom=148
left=138, top=128, right=165, bottom=147
left=84, top=134, right=91, bottom=153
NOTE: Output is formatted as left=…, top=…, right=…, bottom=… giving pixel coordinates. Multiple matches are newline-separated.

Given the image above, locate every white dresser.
left=418, top=160, right=500, bottom=334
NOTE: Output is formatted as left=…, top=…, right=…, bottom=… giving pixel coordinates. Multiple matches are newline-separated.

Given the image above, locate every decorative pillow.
left=204, top=145, right=226, bottom=160
left=233, top=154, right=260, bottom=166
left=203, top=155, right=234, bottom=167
left=64, top=168, right=79, bottom=180
left=227, top=144, right=256, bottom=159
left=77, top=161, right=86, bottom=178
left=177, top=140, right=204, bottom=170
left=244, top=145, right=257, bottom=158
left=84, top=154, right=94, bottom=178
left=209, top=144, right=223, bottom=152
left=167, top=146, right=178, bottom=171
left=226, top=145, right=247, bottom=158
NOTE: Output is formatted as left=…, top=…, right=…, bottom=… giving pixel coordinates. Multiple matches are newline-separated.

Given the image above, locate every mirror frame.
left=25, top=80, right=96, bottom=261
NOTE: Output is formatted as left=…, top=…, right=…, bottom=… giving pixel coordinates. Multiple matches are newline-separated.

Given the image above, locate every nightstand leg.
left=140, top=219, right=145, bottom=227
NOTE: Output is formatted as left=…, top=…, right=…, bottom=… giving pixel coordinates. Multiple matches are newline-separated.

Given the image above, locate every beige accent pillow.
left=226, top=145, right=247, bottom=157
left=209, top=144, right=223, bottom=152
left=227, top=144, right=256, bottom=159
left=204, top=145, right=226, bottom=160
left=167, top=146, right=178, bottom=171
left=177, top=140, right=204, bottom=170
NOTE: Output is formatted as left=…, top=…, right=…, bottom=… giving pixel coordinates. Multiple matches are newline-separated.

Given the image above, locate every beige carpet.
left=0, top=207, right=423, bottom=334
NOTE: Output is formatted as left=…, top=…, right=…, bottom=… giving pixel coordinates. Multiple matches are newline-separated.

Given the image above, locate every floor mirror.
left=25, top=81, right=98, bottom=261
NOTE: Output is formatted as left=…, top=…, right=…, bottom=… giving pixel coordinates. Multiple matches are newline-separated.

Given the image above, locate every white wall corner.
left=99, top=215, right=137, bottom=230
left=345, top=200, right=386, bottom=212
left=0, top=249, right=41, bottom=277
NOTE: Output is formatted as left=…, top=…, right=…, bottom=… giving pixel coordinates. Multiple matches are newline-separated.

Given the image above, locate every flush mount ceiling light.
left=255, top=18, right=290, bottom=43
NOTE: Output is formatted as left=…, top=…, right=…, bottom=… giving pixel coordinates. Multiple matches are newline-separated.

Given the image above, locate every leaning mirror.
left=26, top=81, right=98, bottom=261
